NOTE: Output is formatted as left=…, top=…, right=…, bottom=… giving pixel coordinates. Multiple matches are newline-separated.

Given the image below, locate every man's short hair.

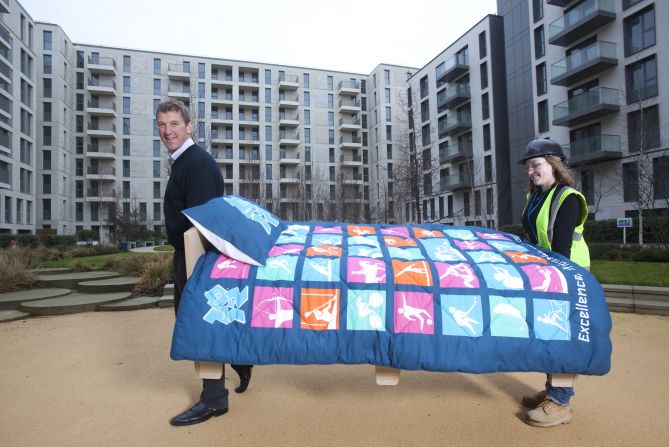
left=155, top=99, right=191, bottom=124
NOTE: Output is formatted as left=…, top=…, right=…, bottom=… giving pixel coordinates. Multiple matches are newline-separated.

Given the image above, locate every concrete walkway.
left=0, top=309, right=666, bottom=446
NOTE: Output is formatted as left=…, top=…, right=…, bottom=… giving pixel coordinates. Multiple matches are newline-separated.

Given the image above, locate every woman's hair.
left=526, top=154, right=575, bottom=193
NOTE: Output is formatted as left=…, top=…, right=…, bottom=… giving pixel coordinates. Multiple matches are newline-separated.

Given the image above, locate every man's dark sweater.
left=164, top=144, right=224, bottom=251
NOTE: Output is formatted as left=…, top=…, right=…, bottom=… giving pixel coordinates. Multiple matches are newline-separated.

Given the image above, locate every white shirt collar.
left=168, top=137, right=194, bottom=163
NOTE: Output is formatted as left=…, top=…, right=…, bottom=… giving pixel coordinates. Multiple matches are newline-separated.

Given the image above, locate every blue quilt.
left=171, top=223, right=612, bottom=375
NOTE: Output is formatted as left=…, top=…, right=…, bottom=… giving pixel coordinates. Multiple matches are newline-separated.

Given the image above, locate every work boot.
left=525, top=398, right=572, bottom=428
left=521, top=390, right=546, bottom=408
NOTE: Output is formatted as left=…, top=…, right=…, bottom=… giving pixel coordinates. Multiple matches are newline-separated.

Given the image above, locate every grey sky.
left=20, top=0, right=498, bottom=74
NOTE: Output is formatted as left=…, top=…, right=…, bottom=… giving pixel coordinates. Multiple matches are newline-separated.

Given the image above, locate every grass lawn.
left=152, top=246, right=175, bottom=252
left=590, top=261, right=669, bottom=287
left=38, top=252, right=163, bottom=269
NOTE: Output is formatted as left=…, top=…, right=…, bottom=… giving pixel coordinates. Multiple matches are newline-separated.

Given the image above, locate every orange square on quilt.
left=300, top=288, right=340, bottom=330
left=348, top=225, right=376, bottom=236
left=413, top=228, right=444, bottom=238
left=392, top=260, right=433, bottom=287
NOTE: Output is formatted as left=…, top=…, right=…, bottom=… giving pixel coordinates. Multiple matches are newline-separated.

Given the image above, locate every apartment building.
left=405, top=15, right=511, bottom=228
left=0, top=0, right=36, bottom=235
left=499, top=0, right=669, bottom=222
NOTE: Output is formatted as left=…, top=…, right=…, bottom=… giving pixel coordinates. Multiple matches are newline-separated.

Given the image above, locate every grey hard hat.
left=518, top=139, right=566, bottom=164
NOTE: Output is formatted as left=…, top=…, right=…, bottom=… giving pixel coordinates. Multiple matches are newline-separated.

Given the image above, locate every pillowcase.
left=182, top=195, right=286, bottom=266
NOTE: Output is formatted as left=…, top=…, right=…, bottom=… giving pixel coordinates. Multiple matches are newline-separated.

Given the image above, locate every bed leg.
left=375, top=366, right=400, bottom=385
left=195, top=361, right=224, bottom=380
left=549, top=373, right=576, bottom=388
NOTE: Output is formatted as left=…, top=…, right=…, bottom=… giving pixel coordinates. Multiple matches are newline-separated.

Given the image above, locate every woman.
left=519, top=138, right=590, bottom=428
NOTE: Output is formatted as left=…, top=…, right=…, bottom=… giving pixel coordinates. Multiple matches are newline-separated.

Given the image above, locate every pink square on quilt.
left=434, top=262, right=480, bottom=288
left=268, top=244, right=304, bottom=257
left=251, top=286, right=294, bottom=328
left=521, top=264, right=568, bottom=293
left=394, top=291, right=434, bottom=335
left=209, top=254, right=251, bottom=279
left=314, top=225, right=342, bottom=234
left=453, top=239, right=492, bottom=251
left=347, top=257, right=386, bottom=284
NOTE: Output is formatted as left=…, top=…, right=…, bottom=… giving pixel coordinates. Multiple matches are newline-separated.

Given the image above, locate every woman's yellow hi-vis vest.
left=527, top=185, right=590, bottom=268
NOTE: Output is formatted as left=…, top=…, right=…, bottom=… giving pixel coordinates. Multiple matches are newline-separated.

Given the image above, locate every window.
left=303, top=73, right=310, bottom=88
left=628, top=105, right=660, bottom=152
left=653, top=156, right=669, bottom=200
left=123, top=97, right=130, bottom=114
left=624, top=5, right=655, bottom=57
left=535, top=63, right=546, bottom=96
left=328, top=111, right=334, bottom=126
left=43, top=54, right=52, bottom=74
left=265, top=106, right=271, bottom=121
left=420, top=75, right=429, bottom=98
left=43, top=78, right=52, bottom=98
left=534, top=26, right=545, bottom=59
left=385, top=88, right=391, bottom=103
left=153, top=58, right=161, bottom=75
left=486, top=188, right=493, bottom=215
left=43, top=126, right=51, bottom=146
left=623, top=0, right=643, bottom=9
left=43, top=102, right=51, bottom=121
left=123, top=55, right=131, bottom=73
left=265, top=88, right=271, bottom=103
left=123, top=76, right=131, bottom=93
left=480, top=62, right=488, bottom=89
left=538, top=100, right=549, bottom=133
left=384, top=69, right=390, bottom=85
left=152, top=140, right=160, bottom=157
left=327, top=75, right=333, bottom=91
left=625, top=56, right=657, bottom=104
left=123, top=118, right=130, bottom=135
left=42, top=199, right=51, bottom=220
left=123, top=160, right=130, bottom=177
left=303, top=92, right=310, bottom=106
left=483, top=124, right=491, bottom=151
left=478, top=31, right=487, bottom=58
left=481, top=93, right=489, bottom=120
left=580, top=170, right=594, bottom=205
left=532, top=0, right=543, bottom=22
left=474, top=190, right=481, bottom=216
left=198, top=63, right=205, bottom=80
left=484, top=155, right=492, bottom=183
left=43, top=30, right=52, bottom=50
left=622, top=162, right=638, bottom=202
left=421, top=124, right=430, bottom=146
left=328, top=94, right=333, bottom=109
left=198, top=82, right=205, bottom=98
left=153, top=160, right=160, bottom=178
left=420, top=100, right=429, bottom=122
left=463, top=192, right=470, bottom=217
left=304, top=110, right=310, bottom=125
left=386, top=106, right=391, bottom=122
left=153, top=78, right=161, bottom=95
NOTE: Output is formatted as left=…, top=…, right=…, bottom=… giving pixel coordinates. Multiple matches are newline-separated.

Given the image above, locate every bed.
left=170, top=196, right=612, bottom=386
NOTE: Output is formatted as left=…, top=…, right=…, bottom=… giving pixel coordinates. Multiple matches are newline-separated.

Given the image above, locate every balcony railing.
left=552, top=87, right=620, bottom=127
left=548, top=0, right=615, bottom=46
left=439, top=141, right=473, bottom=164
left=563, top=134, right=622, bottom=167
left=550, top=41, right=617, bottom=86
left=436, top=53, right=469, bottom=84
left=437, top=83, right=471, bottom=111
left=440, top=171, right=471, bottom=192
left=439, top=114, right=472, bottom=137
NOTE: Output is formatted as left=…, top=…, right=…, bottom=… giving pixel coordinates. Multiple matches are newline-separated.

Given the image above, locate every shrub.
left=0, top=248, right=38, bottom=292
left=67, top=244, right=120, bottom=258
left=0, top=235, right=38, bottom=249
left=45, top=235, right=77, bottom=247
left=135, top=256, right=174, bottom=295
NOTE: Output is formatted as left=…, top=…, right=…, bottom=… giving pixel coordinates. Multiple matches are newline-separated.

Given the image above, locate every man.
left=157, top=99, right=253, bottom=426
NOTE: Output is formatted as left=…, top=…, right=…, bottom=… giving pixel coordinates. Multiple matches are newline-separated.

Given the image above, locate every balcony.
left=238, top=114, right=260, bottom=126
left=86, top=189, right=116, bottom=202
left=440, top=171, right=471, bottom=192
left=238, top=73, right=259, bottom=86
left=279, top=133, right=300, bottom=146
left=210, top=91, right=233, bottom=105
left=210, top=113, right=233, bottom=125
left=87, top=56, right=116, bottom=75
left=547, top=0, right=571, bottom=6
left=86, top=100, right=116, bottom=117
left=279, top=177, right=301, bottom=184
left=238, top=136, right=261, bottom=147
left=552, top=87, right=620, bottom=127
left=437, top=83, right=471, bottom=111
left=338, top=116, right=361, bottom=132
left=0, top=0, right=9, bottom=14
left=87, top=79, right=116, bottom=95
left=211, top=130, right=234, bottom=144
left=85, top=166, right=116, bottom=181
left=87, top=122, right=116, bottom=138
left=551, top=41, right=617, bottom=86
left=279, top=113, right=300, bottom=127
left=436, top=53, right=469, bottom=85
left=548, top=0, right=615, bottom=47
left=238, top=92, right=259, bottom=105
left=439, top=141, right=473, bottom=164
left=278, top=74, right=299, bottom=90
left=279, top=94, right=299, bottom=108
left=85, top=145, right=116, bottom=159
left=167, top=63, right=191, bottom=80
left=210, top=73, right=233, bottom=87
left=339, top=135, right=362, bottom=150
left=439, top=114, right=472, bottom=137
left=340, top=154, right=363, bottom=167
left=168, top=83, right=191, bottom=100
left=338, top=98, right=361, bottom=113
left=279, top=151, right=301, bottom=164
left=337, top=80, right=361, bottom=96
left=343, top=174, right=364, bottom=185
left=563, top=134, right=622, bottom=167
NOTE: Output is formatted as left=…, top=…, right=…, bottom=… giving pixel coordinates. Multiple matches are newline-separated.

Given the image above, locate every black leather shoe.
left=231, top=364, right=253, bottom=394
left=170, top=400, right=228, bottom=426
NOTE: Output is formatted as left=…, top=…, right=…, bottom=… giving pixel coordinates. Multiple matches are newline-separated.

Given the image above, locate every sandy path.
left=0, top=310, right=667, bottom=446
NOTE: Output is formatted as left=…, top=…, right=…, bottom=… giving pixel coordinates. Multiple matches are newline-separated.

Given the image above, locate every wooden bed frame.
left=183, top=226, right=575, bottom=388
